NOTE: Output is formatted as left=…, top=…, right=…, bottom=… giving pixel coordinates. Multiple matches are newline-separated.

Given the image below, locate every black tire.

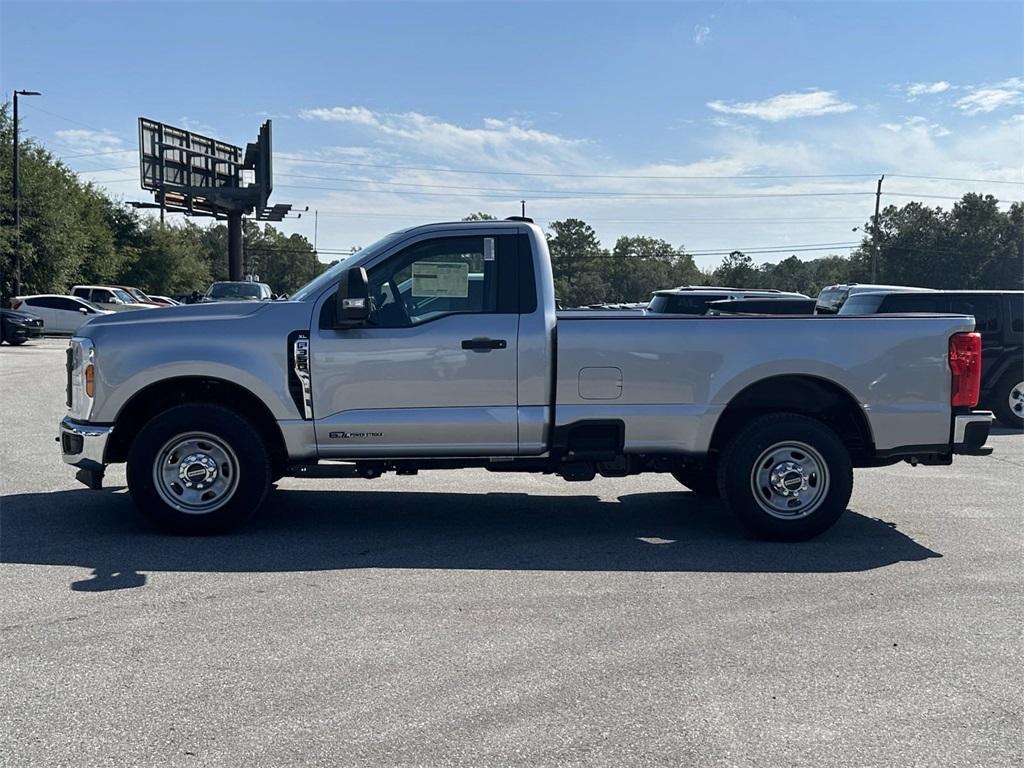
left=127, top=403, right=272, bottom=534
left=990, top=370, right=1024, bottom=429
left=670, top=466, right=719, bottom=496
left=717, top=413, right=853, bottom=541
left=6, top=338, right=26, bottom=345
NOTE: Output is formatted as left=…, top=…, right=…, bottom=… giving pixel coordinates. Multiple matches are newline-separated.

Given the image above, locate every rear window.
left=649, top=294, right=728, bottom=314
left=879, top=293, right=944, bottom=313
left=837, top=294, right=885, bottom=315
left=815, top=288, right=848, bottom=314
left=948, top=294, right=1000, bottom=333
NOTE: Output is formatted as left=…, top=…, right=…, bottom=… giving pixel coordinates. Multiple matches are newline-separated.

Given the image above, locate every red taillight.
left=949, top=332, right=982, bottom=408
left=10, top=300, right=22, bottom=310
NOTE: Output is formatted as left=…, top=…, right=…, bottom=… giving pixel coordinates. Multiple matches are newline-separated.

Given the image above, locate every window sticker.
left=412, top=262, right=470, bottom=298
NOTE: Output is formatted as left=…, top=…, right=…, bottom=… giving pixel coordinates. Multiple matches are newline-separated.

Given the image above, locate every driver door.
left=311, top=232, right=521, bottom=457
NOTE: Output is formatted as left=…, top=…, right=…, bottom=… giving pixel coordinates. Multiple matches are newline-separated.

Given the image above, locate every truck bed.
left=554, top=312, right=976, bottom=454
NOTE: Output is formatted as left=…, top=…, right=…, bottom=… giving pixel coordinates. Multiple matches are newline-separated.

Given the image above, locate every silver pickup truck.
left=60, top=219, right=993, bottom=540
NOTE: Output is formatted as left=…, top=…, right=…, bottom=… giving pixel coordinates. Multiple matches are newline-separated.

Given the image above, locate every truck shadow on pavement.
left=0, top=487, right=941, bottom=591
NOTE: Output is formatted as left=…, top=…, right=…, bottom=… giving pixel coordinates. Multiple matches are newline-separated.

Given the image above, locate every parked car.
left=202, top=281, right=274, bottom=302
left=839, top=290, right=1024, bottom=427
left=147, top=295, right=181, bottom=306
left=70, top=285, right=153, bottom=312
left=814, top=283, right=933, bottom=314
left=705, top=297, right=818, bottom=315
left=1, top=308, right=44, bottom=344
left=648, top=286, right=810, bottom=315
left=11, top=294, right=113, bottom=334
left=60, top=218, right=992, bottom=541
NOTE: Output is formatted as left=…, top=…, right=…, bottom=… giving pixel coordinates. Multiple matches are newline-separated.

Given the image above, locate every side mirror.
left=336, top=267, right=370, bottom=325
left=79, top=307, right=89, bottom=315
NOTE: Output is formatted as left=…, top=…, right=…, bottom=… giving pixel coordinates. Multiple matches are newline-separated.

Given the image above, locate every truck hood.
left=81, top=300, right=271, bottom=331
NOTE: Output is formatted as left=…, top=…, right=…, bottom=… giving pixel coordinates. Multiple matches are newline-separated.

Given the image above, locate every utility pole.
left=11, top=89, right=41, bottom=296
left=228, top=211, right=244, bottom=281
left=872, top=174, right=885, bottom=283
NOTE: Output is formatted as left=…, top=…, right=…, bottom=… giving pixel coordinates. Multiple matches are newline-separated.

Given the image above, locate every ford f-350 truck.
left=60, top=219, right=993, bottom=540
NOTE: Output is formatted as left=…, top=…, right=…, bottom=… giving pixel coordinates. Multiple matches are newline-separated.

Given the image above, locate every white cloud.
left=905, top=81, right=951, bottom=98
left=693, top=24, right=711, bottom=46
left=707, top=90, right=857, bottom=121
left=880, top=116, right=951, bottom=137
left=54, top=128, right=123, bottom=153
left=298, top=106, right=586, bottom=171
left=956, top=77, right=1024, bottom=115
left=300, top=106, right=380, bottom=127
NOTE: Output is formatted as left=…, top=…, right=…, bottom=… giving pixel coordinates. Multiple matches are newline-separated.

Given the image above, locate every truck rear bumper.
left=952, top=410, right=993, bottom=456
left=59, top=416, right=112, bottom=473
left=872, top=410, right=993, bottom=464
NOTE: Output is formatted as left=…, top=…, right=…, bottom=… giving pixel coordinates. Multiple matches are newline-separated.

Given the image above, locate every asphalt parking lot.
left=1, top=338, right=1021, bottom=767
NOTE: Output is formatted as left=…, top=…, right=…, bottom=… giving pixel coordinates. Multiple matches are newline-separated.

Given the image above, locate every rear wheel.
left=127, top=404, right=272, bottom=534
left=991, top=371, right=1024, bottom=429
left=718, top=413, right=853, bottom=541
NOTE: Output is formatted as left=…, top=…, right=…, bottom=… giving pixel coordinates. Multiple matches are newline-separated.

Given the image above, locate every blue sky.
left=3, top=1, right=1022, bottom=266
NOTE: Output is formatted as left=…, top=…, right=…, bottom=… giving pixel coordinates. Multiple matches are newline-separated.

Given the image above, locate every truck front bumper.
left=952, top=410, right=993, bottom=456
left=59, top=417, right=112, bottom=486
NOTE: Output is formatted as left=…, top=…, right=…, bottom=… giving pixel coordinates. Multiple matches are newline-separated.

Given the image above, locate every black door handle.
left=461, top=338, right=507, bottom=351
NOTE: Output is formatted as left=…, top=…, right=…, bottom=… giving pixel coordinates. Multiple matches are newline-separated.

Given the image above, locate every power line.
left=888, top=173, right=1024, bottom=186
left=274, top=180, right=877, bottom=200
left=311, top=210, right=864, bottom=224
left=276, top=153, right=881, bottom=182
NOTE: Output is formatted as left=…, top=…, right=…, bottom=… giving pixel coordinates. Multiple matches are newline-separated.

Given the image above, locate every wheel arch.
left=105, top=376, right=288, bottom=472
left=708, top=374, right=876, bottom=465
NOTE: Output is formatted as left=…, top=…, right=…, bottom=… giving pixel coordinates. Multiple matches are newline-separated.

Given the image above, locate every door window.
left=71, top=288, right=89, bottom=299
left=365, top=235, right=515, bottom=328
left=1008, top=294, right=1023, bottom=338
left=92, top=289, right=114, bottom=303
left=27, top=297, right=62, bottom=310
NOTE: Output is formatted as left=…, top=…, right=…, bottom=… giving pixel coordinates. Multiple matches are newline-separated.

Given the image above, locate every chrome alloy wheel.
left=750, top=440, right=830, bottom=520
left=1010, top=381, right=1024, bottom=418
left=153, top=432, right=240, bottom=514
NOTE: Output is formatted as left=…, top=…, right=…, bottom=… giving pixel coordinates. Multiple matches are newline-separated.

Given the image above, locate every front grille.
left=66, top=347, right=73, bottom=408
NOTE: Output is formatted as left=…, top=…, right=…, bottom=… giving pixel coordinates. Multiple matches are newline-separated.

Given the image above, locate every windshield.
left=126, top=287, right=151, bottom=302
left=206, top=282, right=264, bottom=300
left=112, top=288, right=137, bottom=303
left=290, top=231, right=408, bottom=301
left=815, top=288, right=849, bottom=314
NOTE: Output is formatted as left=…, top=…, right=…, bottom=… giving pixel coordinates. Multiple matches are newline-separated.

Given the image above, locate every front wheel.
left=127, top=404, right=272, bottom=534
left=718, top=413, right=853, bottom=541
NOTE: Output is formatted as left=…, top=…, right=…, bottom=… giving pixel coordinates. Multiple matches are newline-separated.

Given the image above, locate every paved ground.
left=1, top=338, right=1021, bottom=767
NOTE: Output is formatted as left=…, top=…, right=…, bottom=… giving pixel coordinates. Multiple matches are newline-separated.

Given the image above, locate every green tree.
left=712, top=250, right=758, bottom=287
left=850, top=193, right=1022, bottom=289
left=607, top=235, right=702, bottom=302
left=119, top=219, right=211, bottom=295
left=462, top=212, right=497, bottom=221
left=547, top=218, right=609, bottom=306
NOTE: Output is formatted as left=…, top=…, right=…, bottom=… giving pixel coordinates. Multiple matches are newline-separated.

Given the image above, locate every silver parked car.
left=11, top=294, right=113, bottom=334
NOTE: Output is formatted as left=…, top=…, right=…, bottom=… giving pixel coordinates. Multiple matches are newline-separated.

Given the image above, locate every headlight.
left=67, top=337, right=96, bottom=421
